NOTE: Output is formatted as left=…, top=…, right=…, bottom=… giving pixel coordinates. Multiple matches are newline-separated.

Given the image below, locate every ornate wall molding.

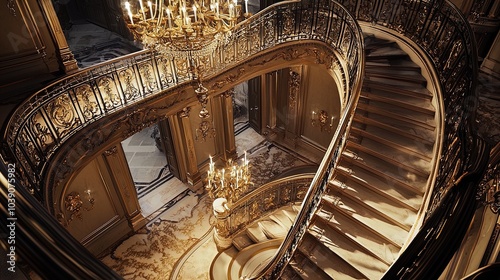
left=44, top=89, right=189, bottom=212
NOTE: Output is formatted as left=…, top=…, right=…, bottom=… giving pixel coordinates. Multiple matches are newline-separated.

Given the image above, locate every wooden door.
left=157, top=119, right=181, bottom=180
left=248, top=76, right=262, bottom=133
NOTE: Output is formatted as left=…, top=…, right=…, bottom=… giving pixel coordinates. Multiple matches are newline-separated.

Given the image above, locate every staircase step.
left=335, top=166, right=424, bottom=209
left=360, top=92, right=435, bottom=116
left=338, top=156, right=426, bottom=195
left=342, top=145, right=429, bottom=177
left=328, top=177, right=419, bottom=227
left=309, top=218, right=389, bottom=279
left=281, top=265, right=304, bottom=280
left=352, top=115, right=435, bottom=148
left=289, top=251, right=333, bottom=280
left=363, top=79, right=433, bottom=100
left=365, top=70, right=427, bottom=86
left=351, top=123, right=434, bottom=157
left=316, top=205, right=401, bottom=264
left=364, top=36, right=397, bottom=50
left=356, top=103, right=435, bottom=131
left=349, top=127, right=433, bottom=162
left=344, top=143, right=430, bottom=180
left=365, top=59, right=421, bottom=71
left=366, top=46, right=408, bottom=60
left=321, top=194, right=409, bottom=246
left=299, top=233, right=368, bottom=279
left=362, top=87, right=434, bottom=112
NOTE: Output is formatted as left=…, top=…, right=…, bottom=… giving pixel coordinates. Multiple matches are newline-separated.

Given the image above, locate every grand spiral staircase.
left=220, top=34, right=439, bottom=280
left=281, top=34, right=437, bottom=279
left=2, top=1, right=496, bottom=279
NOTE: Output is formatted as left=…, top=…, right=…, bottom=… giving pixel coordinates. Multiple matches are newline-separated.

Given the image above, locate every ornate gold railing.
left=251, top=0, right=487, bottom=279
left=212, top=174, right=314, bottom=247
left=1, top=0, right=487, bottom=279
left=1, top=0, right=362, bottom=202
left=247, top=0, right=365, bottom=278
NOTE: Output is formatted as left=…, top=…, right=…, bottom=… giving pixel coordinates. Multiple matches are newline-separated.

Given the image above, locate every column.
left=221, top=89, right=238, bottom=161
left=102, top=145, right=146, bottom=231
left=38, top=0, right=78, bottom=73
left=178, top=107, right=203, bottom=190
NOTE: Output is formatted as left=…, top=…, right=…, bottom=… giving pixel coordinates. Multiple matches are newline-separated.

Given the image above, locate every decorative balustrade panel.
left=2, top=0, right=363, bottom=204
left=216, top=176, right=313, bottom=239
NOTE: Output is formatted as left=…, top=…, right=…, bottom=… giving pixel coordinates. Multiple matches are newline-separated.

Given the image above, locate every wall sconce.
left=64, top=190, right=95, bottom=224
left=311, top=110, right=334, bottom=132
left=196, top=120, right=216, bottom=142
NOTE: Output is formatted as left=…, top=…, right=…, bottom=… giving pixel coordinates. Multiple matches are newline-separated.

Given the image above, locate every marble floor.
left=101, top=126, right=317, bottom=279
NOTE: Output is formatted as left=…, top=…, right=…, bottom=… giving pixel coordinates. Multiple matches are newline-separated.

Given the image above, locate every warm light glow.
left=205, top=154, right=252, bottom=204
left=122, top=0, right=250, bottom=52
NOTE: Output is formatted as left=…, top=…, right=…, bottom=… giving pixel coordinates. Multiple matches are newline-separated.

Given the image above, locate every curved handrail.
left=213, top=174, right=314, bottom=242
left=249, top=1, right=365, bottom=278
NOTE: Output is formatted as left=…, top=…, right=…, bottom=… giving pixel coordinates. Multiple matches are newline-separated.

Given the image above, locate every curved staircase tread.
left=281, top=265, right=304, bottom=280
left=269, top=211, right=294, bottom=229
left=345, top=142, right=432, bottom=177
left=298, top=235, right=368, bottom=280
left=356, top=103, right=436, bottom=131
left=364, top=75, right=426, bottom=88
left=361, top=88, right=434, bottom=110
left=360, top=94, right=435, bottom=116
left=365, top=71, right=427, bottom=85
left=365, top=59, right=421, bottom=71
left=363, top=80, right=433, bottom=99
left=353, top=124, right=434, bottom=156
left=341, top=142, right=433, bottom=183
left=308, top=219, right=389, bottom=280
left=328, top=179, right=419, bottom=226
left=246, top=223, right=269, bottom=243
left=259, top=220, right=288, bottom=239
left=338, top=160, right=426, bottom=196
left=366, top=46, right=408, bottom=57
left=316, top=206, right=401, bottom=264
left=349, top=129, right=433, bottom=162
left=283, top=208, right=299, bottom=223
left=322, top=195, right=410, bottom=245
left=323, top=189, right=414, bottom=233
left=334, top=169, right=424, bottom=210
left=352, top=116, right=435, bottom=148
left=329, top=176, right=421, bottom=212
left=289, top=252, right=333, bottom=280
left=233, top=234, right=255, bottom=251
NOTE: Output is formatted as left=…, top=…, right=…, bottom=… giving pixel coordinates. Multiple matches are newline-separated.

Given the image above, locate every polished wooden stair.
left=210, top=34, right=438, bottom=280
left=281, top=34, right=438, bottom=279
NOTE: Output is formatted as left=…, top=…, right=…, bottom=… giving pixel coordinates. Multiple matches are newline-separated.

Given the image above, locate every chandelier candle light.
left=206, top=152, right=251, bottom=204
left=122, top=0, right=249, bottom=52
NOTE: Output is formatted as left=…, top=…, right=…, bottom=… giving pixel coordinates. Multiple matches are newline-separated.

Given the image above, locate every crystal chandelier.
left=206, top=153, right=252, bottom=204
left=122, top=0, right=250, bottom=53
